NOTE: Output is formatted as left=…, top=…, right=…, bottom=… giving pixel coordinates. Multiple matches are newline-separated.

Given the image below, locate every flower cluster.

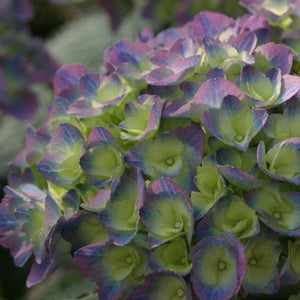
left=0, top=0, right=58, bottom=119
left=2, top=1, right=300, bottom=299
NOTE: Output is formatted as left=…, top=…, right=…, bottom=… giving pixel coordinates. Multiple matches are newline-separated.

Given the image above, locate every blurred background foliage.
left=2, top=0, right=299, bottom=299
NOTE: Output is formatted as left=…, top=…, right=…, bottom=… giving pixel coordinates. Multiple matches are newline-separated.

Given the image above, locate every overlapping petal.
left=203, top=31, right=256, bottom=70
left=99, top=170, right=145, bottom=246
left=191, top=11, right=235, bottom=42
left=245, top=184, right=300, bottom=236
left=191, top=155, right=226, bottom=220
left=53, top=64, right=89, bottom=99
left=257, top=138, right=300, bottom=184
left=0, top=181, right=65, bottom=287
left=119, top=95, right=163, bottom=141
left=196, top=195, right=260, bottom=239
left=143, top=38, right=203, bottom=86
left=26, top=217, right=71, bottom=287
left=37, top=123, right=85, bottom=188
left=140, top=178, right=194, bottom=247
left=242, top=230, right=281, bottom=295
left=190, top=235, right=247, bottom=300
left=241, top=65, right=300, bottom=107
left=216, top=147, right=265, bottom=189
left=149, top=237, right=192, bottom=275
left=264, top=102, right=300, bottom=140
left=125, top=125, right=204, bottom=189
left=62, top=211, right=108, bottom=253
left=103, top=40, right=153, bottom=80
left=68, top=73, right=127, bottom=117
left=254, top=42, right=293, bottom=74
left=189, top=78, right=243, bottom=121
left=74, top=242, right=147, bottom=300
left=80, top=127, right=123, bottom=187
left=202, top=95, right=268, bottom=151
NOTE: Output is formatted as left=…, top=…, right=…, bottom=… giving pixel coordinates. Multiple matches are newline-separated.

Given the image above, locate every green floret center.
left=149, top=136, right=185, bottom=177
left=87, top=146, right=122, bottom=179
left=103, top=246, right=145, bottom=283
left=198, top=246, right=236, bottom=286
left=214, top=197, right=257, bottom=238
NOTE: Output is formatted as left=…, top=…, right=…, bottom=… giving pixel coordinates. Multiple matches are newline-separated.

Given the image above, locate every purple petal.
left=240, top=0, right=293, bottom=23
left=152, top=28, right=186, bottom=49
left=104, top=40, right=151, bottom=73
left=217, top=165, right=265, bottom=189
left=239, top=14, right=272, bottom=45
left=26, top=218, right=71, bottom=287
left=170, top=37, right=195, bottom=57
left=62, top=211, right=108, bottom=252
left=78, top=73, right=100, bottom=100
left=205, top=68, right=226, bottom=80
left=230, top=30, right=257, bottom=54
left=192, top=11, right=234, bottom=42
left=53, top=64, right=88, bottom=97
left=62, top=189, right=79, bottom=214
left=255, top=42, right=293, bottom=74
left=50, top=123, right=85, bottom=150
left=48, top=97, right=71, bottom=121
left=45, top=196, right=61, bottom=228
left=68, top=73, right=126, bottom=117
left=162, top=98, right=191, bottom=118
left=276, top=74, right=300, bottom=105
left=144, top=56, right=201, bottom=86
left=0, top=231, right=33, bottom=267
left=74, top=242, right=108, bottom=280
left=190, top=78, right=243, bottom=121
left=87, top=126, right=119, bottom=149
left=80, top=189, right=111, bottom=213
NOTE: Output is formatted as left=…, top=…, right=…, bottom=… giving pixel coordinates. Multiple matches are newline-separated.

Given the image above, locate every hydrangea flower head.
left=2, top=1, right=300, bottom=299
